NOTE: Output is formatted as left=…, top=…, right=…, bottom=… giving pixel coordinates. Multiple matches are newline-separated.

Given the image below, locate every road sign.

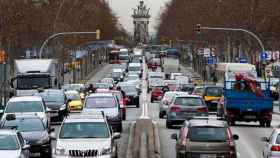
left=207, top=56, right=215, bottom=65
left=239, top=56, right=247, bottom=63
left=260, top=51, right=268, bottom=61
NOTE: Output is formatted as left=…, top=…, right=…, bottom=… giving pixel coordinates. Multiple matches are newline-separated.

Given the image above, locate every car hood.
left=69, top=101, right=82, bottom=106
left=0, top=150, right=21, bottom=158
left=21, top=131, right=48, bottom=144
left=83, top=107, right=118, bottom=117
left=56, top=138, right=111, bottom=151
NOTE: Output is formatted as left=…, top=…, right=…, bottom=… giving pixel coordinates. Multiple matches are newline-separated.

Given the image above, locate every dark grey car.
left=171, top=118, right=239, bottom=158
left=34, top=89, right=69, bottom=122
left=166, top=95, right=208, bottom=128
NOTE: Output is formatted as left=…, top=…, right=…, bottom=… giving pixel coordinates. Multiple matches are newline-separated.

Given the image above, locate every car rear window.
left=206, top=87, right=223, bottom=97
left=174, top=97, right=203, bottom=106
left=85, top=96, right=116, bottom=108
left=276, top=134, right=280, bottom=144
left=189, top=127, right=227, bottom=142
left=6, top=101, right=44, bottom=113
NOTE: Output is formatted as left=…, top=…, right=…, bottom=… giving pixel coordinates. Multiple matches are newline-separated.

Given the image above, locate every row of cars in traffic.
left=0, top=51, right=144, bottom=158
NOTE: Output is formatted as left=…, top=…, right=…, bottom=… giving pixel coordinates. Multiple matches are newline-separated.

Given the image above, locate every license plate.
left=50, top=112, right=58, bottom=117
left=200, top=154, right=216, bottom=158
left=31, top=153, right=41, bottom=157
left=244, top=115, right=256, bottom=119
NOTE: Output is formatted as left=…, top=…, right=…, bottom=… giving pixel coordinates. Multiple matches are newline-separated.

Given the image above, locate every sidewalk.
left=273, top=101, right=280, bottom=115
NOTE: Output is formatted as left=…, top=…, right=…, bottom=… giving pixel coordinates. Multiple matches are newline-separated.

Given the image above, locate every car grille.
left=186, top=153, right=230, bottom=158
left=69, top=149, right=98, bottom=157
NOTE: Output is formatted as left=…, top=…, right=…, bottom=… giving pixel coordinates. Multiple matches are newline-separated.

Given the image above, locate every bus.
left=109, top=50, right=120, bottom=64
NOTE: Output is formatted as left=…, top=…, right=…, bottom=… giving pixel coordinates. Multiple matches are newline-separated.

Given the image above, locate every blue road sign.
left=207, top=56, right=215, bottom=65
left=260, top=51, right=268, bottom=61
left=239, top=56, right=247, bottom=63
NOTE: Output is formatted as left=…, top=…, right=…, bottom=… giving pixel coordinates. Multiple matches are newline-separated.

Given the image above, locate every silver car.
left=262, top=128, right=280, bottom=158
left=0, top=129, right=31, bottom=158
left=159, top=91, right=189, bottom=118
left=52, top=112, right=120, bottom=158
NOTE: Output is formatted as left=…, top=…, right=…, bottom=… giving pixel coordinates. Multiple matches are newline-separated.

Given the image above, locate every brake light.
left=170, top=106, right=181, bottom=112
left=197, top=107, right=208, bottom=113
left=271, top=145, right=280, bottom=151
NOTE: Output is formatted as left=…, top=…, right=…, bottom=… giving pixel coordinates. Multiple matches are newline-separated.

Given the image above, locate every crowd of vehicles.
left=2, top=45, right=280, bottom=158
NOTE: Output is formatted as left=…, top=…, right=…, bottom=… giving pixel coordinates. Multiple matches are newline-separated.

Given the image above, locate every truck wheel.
left=265, top=121, right=271, bottom=127
left=260, top=121, right=265, bottom=127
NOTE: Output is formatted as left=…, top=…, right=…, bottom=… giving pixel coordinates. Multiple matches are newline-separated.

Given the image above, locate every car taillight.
left=271, top=145, right=280, bottom=151
left=197, top=107, right=208, bottom=113
left=226, top=129, right=236, bottom=158
left=170, top=106, right=181, bottom=112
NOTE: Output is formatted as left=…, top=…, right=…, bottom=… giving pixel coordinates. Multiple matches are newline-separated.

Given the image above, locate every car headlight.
left=100, top=147, right=112, bottom=155
left=59, top=104, right=66, bottom=111
left=55, top=147, right=66, bottom=155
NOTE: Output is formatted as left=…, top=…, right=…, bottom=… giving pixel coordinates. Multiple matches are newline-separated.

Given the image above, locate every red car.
left=151, top=86, right=163, bottom=103
left=96, top=89, right=127, bottom=120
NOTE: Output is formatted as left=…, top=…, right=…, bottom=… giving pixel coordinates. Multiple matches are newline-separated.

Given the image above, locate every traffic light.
left=196, top=24, right=201, bottom=34
left=96, top=29, right=101, bottom=40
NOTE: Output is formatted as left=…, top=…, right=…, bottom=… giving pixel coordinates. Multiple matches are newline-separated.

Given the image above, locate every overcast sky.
left=106, top=0, right=171, bottom=35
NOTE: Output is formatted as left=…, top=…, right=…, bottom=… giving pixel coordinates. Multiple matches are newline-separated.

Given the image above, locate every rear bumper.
left=226, top=108, right=272, bottom=121
left=126, top=96, right=139, bottom=105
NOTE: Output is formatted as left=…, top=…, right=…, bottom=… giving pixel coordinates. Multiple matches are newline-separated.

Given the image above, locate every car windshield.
left=35, top=92, right=65, bottom=104
left=121, top=86, right=137, bottom=93
left=62, top=84, right=83, bottom=91
left=174, top=97, right=203, bottom=106
left=193, top=88, right=203, bottom=94
left=66, top=93, right=80, bottom=100
left=206, top=87, right=223, bottom=97
left=17, top=76, right=51, bottom=90
left=189, top=127, right=228, bottom=142
left=6, top=101, right=44, bottom=113
left=128, top=66, right=141, bottom=71
left=95, top=83, right=110, bottom=89
left=127, top=75, right=138, bottom=80
left=0, top=135, right=19, bottom=150
left=59, top=122, right=109, bottom=139
left=85, top=96, right=116, bottom=108
left=3, top=118, right=44, bottom=132
left=119, top=55, right=129, bottom=60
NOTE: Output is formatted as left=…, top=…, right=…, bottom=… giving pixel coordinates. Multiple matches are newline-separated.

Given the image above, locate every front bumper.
left=30, top=142, right=51, bottom=153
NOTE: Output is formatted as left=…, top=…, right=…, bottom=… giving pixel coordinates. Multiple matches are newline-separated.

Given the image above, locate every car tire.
left=265, top=121, right=271, bottom=127
left=113, top=145, right=118, bottom=158
left=166, top=120, right=172, bottom=129
left=151, top=98, right=154, bottom=103
left=159, top=112, right=164, bottom=118
left=122, top=113, right=126, bottom=121
left=42, top=145, right=52, bottom=158
left=136, top=99, right=140, bottom=108
left=260, top=120, right=265, bottom=127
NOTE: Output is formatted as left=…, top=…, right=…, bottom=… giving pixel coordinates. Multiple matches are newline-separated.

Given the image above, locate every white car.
left=262, top=128, right=280, bottom=158
left=1, top=96, right=49, bottom=128
left=0, top=129, right=31, bottom=158
left=53, top=112, right=120, bottom=158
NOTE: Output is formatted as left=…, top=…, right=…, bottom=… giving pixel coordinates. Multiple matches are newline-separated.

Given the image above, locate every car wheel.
left=118, top=123, right=123, bottom=133
left=265, top=121, right=271, bottom=127
left=122, top=113, right=126, bottom=121
left=166, top=120, right=172, bottom=129
left=113, top=145, right=118, bottom=158
left=260, top=120, right=265, bottom=127
left=42, top=145, right=52, bottom=158
left=151, top=98, right=154, bottom=103
left=159, top=112, right=164, bottom=118
left=136, top=99, right=140, bottom=108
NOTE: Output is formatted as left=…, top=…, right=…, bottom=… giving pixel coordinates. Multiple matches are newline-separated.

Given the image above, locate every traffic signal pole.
left=38, top=30, right=101, bottom=58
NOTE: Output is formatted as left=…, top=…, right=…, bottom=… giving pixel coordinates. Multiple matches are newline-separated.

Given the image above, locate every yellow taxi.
left=65, top=90, right=83, bottom=112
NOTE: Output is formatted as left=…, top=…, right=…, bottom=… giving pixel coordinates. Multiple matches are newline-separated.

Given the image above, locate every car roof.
left=64, top=112, right=105, bottom=123
left=175, top=94, right=201, bottom=98
left=65, top=90, right=79, bottom=94
left=0, top=129, right=18, bottom=135
left=8, top=96, right=43, bottom=102
left=187, top=119, right=228, bottom=127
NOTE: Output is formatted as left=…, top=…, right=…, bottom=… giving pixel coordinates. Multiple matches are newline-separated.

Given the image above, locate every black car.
left=1, top=115, right=53, bottom=157
left=34, top=89, right=69, bottom=122
left=117, top=83, right=140, bottom=108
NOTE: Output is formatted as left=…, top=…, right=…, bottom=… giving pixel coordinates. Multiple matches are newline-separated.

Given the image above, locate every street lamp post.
left=39, top=31, right=101, bottom=58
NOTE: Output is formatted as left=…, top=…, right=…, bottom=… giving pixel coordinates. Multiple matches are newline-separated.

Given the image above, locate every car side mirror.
left=171, top=133, right=178, bottom=140
left=113, top=132, right=121, bottom=139
left=22, top=144, right=30, bottom=150
left=261, top=137, right=269, bottom=142
left=48, top=128, right=55, bottom=133
left=50, top=132, right=57, bottom=140
left=232, top=134, right=239, bottom=140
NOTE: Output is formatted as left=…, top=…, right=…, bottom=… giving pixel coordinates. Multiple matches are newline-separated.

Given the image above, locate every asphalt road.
left=52, top=63, right=279, bottom=158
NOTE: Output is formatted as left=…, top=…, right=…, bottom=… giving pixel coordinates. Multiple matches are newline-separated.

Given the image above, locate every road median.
left=126, top=119, right=161, bottom=158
